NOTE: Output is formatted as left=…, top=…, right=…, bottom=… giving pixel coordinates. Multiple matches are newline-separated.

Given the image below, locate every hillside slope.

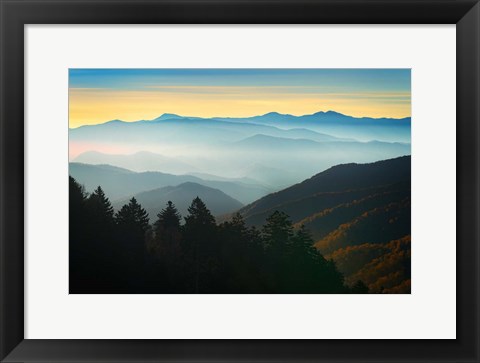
left=69, top=162, right=269, bottom=203
left=237, top=156, right=411, bottom=293
left=115, top=182, right=243, bottom=219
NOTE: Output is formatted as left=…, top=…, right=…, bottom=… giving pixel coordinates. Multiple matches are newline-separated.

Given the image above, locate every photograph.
left=69, top=68, right=411, bottom=294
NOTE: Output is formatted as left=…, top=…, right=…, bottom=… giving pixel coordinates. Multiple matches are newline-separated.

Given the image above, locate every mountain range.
left=234, top=155, right=411, bottom=293
left=70, top=110, right=410, bottom=145
left=114, top=182, right=243, bottom=219
left=214, top=111, right=410, bottom=141
left=69, top=162, right=271, bottom=204
left=70, top=111, right=410, bottom=189
left=74, top=150, right=198, bottom=174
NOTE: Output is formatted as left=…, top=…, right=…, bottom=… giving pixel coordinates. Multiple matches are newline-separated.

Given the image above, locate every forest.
left=69, top=176, right=368, bottom=294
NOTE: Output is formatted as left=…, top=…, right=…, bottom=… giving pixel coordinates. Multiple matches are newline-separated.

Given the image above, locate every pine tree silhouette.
left=69, top=177, right=89, bottom=292
left=262, top=211, right=294, bottom=249
left=184, top=197, right=216, bottom=227
left=86, top=186, right=114, bottom=226
left=150, top=201, right=183, bottom=290
left=116, top=197, right=150, bottom=233
left=154, top=201, right=181, bottom=235
left=261, top=211, right=295, bottom=292
left=115, top=197, right=150, bottom=289
left=219, top=213, right=265, bottom=293
left=184, top=197, right=218, bottom=293
left=69, top=183, right=351, bottom=294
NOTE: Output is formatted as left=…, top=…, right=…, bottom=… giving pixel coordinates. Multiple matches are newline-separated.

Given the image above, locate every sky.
left=69, top=69, right=411, bottom=128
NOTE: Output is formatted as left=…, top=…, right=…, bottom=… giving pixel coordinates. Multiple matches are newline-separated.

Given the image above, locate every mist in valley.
left=70, top=112, right=411, bottom=204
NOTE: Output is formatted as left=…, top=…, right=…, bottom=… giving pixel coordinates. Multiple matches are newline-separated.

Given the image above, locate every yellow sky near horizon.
left=69, top=87, right=411, bottom=128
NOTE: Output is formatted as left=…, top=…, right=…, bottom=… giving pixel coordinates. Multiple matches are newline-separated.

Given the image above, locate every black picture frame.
left=1, top=0, right=479, bottom=362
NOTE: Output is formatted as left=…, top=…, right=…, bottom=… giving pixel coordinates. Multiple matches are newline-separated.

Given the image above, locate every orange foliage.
left=328, top=235, right=411, bottom=294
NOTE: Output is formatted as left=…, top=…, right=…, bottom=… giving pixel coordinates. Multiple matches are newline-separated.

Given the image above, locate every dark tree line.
left=70, top=176, right=366, bottom=294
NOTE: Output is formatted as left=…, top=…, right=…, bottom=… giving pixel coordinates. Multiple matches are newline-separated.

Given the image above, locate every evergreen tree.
left=82, top=186, right=116, bottom=290
left=293, top=224, right=346, bottom=293
left=115, top=197, right=150, bottom=289
left=183, top=197, right=218, bottom=293
left=184, top=197, right=216, bottom=227
left=148, top=201, right=179, bottom=257
left=154, top=201, right=181, bottom=236
left=261, top=211, right=295, bottom=292
left=150, top=201, right=183, bottom=290
left=293, top=225, right=315, bottom=251
left=69, top=176, right=87, bottom=243
left=226, top=213, right=248, bottom=234
left=219, top=213, right=265, bottom=293
left=69, top=176, right=88, bottom=292
left=86, top=186, right=114, bottom=226
left=290, top=224, right=318, bottom=266
left=153, top=201, right=182, bottom=252
left=115, top=197, right=150, bottom=252
left=289, top=225, right=327, bottom=292
left=116, top=197, right=150, bottom=234
left=262, top=211, right=294, bottom=250
left=69, top=176, right=86, bottom=211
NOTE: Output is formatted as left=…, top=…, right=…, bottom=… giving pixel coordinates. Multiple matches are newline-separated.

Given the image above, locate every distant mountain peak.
left=153, top=113, right=182, bottom=121
left=105, top=119, right=126, bottom=124
left=262, top=111, right=282, bottom=117
left=313, top=110, right=345, bottom=117
left=257, top=111, right=297, bottom=119
left=176, top=181, right=208, bottom=189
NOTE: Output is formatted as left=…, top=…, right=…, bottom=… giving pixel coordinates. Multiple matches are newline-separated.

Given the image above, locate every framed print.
left=0, top=0, right=479, bottom=362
